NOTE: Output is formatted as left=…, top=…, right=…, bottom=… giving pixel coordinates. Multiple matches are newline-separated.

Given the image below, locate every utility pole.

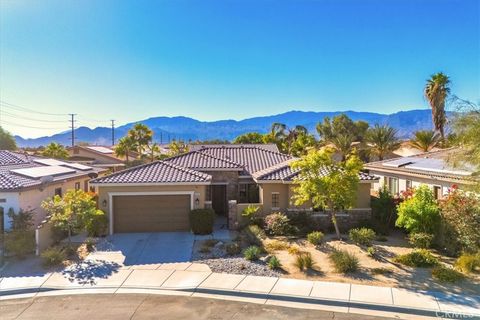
left=160, top=132, right=163, bottom=145
left=69, top=114, right=77, bottom=147
left=110, top=120, right=115, bottom=146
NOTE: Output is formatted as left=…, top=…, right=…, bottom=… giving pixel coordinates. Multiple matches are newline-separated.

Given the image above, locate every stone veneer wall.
left=306, top=209, right=372, bottom=232
left=204, top=171, right=239, bottom=201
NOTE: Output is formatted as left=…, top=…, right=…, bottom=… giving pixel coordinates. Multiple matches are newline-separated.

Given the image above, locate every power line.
left=69, top=114, right=77, bottom=147
left=1, top=110, right=67, bottom=123
left=0, top=120, right=67, bottom=130
left=111, top=120, right=115, bottom=146
left=0, top=100, right=68, bottom=116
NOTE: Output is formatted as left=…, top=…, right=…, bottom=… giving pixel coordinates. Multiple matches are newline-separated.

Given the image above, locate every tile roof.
left=90, top=160, right=212, bottom=184
left=166, top=151, right=244, bottom=170
left=194, top=145, right=292, bottom=175
left=189, top=144, right=280, bottom=153
left=0, top=150, right=105, bottom=191
left=253, top=160, right=378, bottom=182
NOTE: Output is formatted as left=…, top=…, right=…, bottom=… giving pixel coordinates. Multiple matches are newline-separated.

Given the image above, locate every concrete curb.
left=2, top=286, right=479, bottom=319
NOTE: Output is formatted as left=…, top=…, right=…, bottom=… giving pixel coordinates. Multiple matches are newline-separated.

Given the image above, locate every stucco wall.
left=69, top=147, right=123, bottom=165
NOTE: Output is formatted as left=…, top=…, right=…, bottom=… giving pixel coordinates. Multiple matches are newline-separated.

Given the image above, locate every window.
left=406, top=180, right=412, bottom=190
left=0, top=207, right=4, bottom=233
left=0, top=198, right=6, bottom=203
left=387, top=177, right=399, bottom=195
left=206, top=186, right=212, bottom=201
left=54, top=188, right=62, bottom=197
left=89, top=186, right=96, bottom=193
left=271, top=192, right=280, bottom=209
left=238, top=183, right=259, bottom=203
left=84, top=180, right=89, bottom=192
left=433, top=186, right=442, bottom=200
left=75, top=182, right=81, bottom=190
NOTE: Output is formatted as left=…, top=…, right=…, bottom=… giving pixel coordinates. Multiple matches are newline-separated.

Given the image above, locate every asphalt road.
left=1, top=294, right=395, bottom=320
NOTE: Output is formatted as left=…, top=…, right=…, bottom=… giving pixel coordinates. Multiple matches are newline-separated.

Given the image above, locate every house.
left=364, top=148, right=477, bottom=199
left=90, top=144, right=377, bottom=234
left=0, top=150, right=107, bottom=232
left=67, top=145, right=126, bottom=172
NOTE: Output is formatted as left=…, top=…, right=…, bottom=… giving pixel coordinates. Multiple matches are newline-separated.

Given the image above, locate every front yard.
left=192, top=229, right=480, bottom=295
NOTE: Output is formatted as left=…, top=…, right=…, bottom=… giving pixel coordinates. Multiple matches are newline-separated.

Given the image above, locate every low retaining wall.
left=35, top=218, right=54, bottom=255
left=306, top=209, right=372, bottom=232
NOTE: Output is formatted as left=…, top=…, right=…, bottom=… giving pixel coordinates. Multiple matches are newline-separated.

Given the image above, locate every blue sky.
left=0, top=0, right=478, bottom=138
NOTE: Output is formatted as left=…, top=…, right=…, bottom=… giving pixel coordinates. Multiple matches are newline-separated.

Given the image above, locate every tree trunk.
left=328, top=202, right=342, bottom=240
left=67, top=227, right=72, bottom=245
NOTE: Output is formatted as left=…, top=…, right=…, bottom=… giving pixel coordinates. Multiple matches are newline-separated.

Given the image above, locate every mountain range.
left=15, top=109, right=437, bottom=147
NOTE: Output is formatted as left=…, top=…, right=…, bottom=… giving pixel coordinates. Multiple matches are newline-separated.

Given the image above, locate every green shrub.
left=432, top=265, right=464, bottom=283
left=199, top=245, right=211, bottom=253
left=307, top=231, right=324, bottom=246
left=396, top=185, right=440, bottom=235
left=349, top=227, right=376, bottom=246
left=225, top=242, right=241, bottom=256
left=41, top=246, right=67, bottom=267
left=264, top=212, right=295, bottom=236
left=189, top=209, right=215, bottom=235
left=84, top=238, right=96, bottom=252
left=408, top=232, right=434, bottom=249
left=243, top=245, right=261, bottom=261
left=4, top=230, right=35, bottom=258
left=268, top=255, right=282, bottom=269
left=367, top=246, right=376, bottom=258
left=370, top=267, right=393, bottom=275
left=329, top=249, right=359, bottom=273
left=287, top=245, right=301, bottom=255
left=241, top=205, right=261, bottom=226
left=85, top=211, right=108, bottom=237
left=455, top=253, right=480, bottom=274
left=242, top=224, right=266, bottom=246
left=294, top=252, right=315, bottom=271
left=288, top=211, right=315, bottom=235
left=393, top=249, right=439, bottom=267
left=264, top=240, right=290, bottom=253
left=371, top=186, right=397, bottom=233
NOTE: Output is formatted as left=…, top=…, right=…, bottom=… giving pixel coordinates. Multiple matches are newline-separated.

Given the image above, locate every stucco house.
left=0, top=150, right=107, bottom=232
left=91, top=144, right=377, bottom=234
left=365, top=148, right=477, bottom=199
left=67, top=145, right=126, bottom=172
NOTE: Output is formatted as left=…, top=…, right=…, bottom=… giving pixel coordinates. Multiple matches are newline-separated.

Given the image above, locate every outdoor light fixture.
left=102, top=199, right=107, bottom=207
left=195, top=198, right=200, bottom=206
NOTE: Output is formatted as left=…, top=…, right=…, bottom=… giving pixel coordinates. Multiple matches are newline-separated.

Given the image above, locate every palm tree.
left=366, top=124, right=401, bottom=161
left=410, top=130, right=441, bottom=152
left=284, top=125, right=308, bottom=153
left=128, top=123, right=153, bottom=153
left=42, top=142, right=68, bottom=159
left=115, top=136, right=136, bottom=162
left=330, top=134, right=356, bottom=161
left=425, top=72, right=450, bottom=142
left=0, top=127, right=17, bottom=150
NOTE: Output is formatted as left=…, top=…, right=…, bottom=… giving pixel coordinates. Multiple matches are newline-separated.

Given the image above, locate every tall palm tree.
left=410, top=130, right=441, bottom=152
left=366, top=124, right=401, bottom=161
left=285, top=125, right=308, bottom=153
left=425, top=72, right=450, bottom=142
left=330, top=134, right=356, bottom=161
left=127, top=123, right=153, bottom=153
left=42, top=142, right=68, bottom=159
left=115, top=136, right=136, bottom=162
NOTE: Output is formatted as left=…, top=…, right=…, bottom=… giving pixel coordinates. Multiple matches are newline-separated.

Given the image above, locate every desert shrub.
left=367, top=246, right=376, bottom=258
left=7, top=208, right=34, bottom=230
left=264, top=240, right=290, bottom=253
left=264, top=212, right=295, bottom=236
left=349, top=227, right=376, bottom=246
left=268, top=255, right=282, bottom=269
left=454, top=253, right=480, bottom=274
left=242, top=224, right=266, bottom=246
left=432, top=265, right=464, bottom=283
left=189, top=209, right=215, bottom=235
left=439, top=187, right=480, bottom=255
left=408, top=232, right=434, bottom=249
left=370, top=267, right=393, bottom=275
left=241, top=205, right=261, bottom=226
left=307, top=231, right=324, bottom=246
left=394, top=249, right=439, bottom=267
left=243, top=245, right=261, bottom=261
left=4, top=230, right=35, bottom=258
left=225, top=242, right=241, bottom=256
left=396, top=185, right=440, bottom=235
left=41, top=246, right=67, bottom=267
left=329, top=249, right=359, bottom=273
left=287, top=245, right=301, bottom=255
left=294, top=252, right=315, bottom=271
left=288, top=211, right=315, bottom=234
left=85, top=211, right=108, bottom=237
left=203, top=239, right=219, bottom=247
left=84, top=238, right=96, bottom=252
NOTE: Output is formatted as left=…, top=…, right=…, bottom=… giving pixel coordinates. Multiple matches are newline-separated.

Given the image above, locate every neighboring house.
left=364, top=148, right=477, bottom=199
left=0, top=150, right=107, bottom=232
left=67, top=145, right=126, bottom=172
left=91, top=144, right=377, bottom=234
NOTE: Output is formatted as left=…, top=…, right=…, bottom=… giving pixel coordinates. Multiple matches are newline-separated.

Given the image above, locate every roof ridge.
left=253, top=158, right=296, bottom=179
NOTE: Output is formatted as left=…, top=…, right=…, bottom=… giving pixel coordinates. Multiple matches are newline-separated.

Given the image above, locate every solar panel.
left=87, top=146, right=114, bottom=154
left=62, top=162, right=92, bottom=171
left=11, top=166, right=76, bottom=179
left=382, top=158, right=414, bottom=168
left=404, top=159, right=472, bottom=176
left=33, top=158, right=67, bottom=166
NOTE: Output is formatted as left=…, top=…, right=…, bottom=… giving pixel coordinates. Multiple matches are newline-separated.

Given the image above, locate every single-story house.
left=90, top=144, right=377, bottom=234
left=0, top=150, right=107, bottom=232
left=364, top=148, right=477, bottom=198
left=67, top=145, right=126, bottom=172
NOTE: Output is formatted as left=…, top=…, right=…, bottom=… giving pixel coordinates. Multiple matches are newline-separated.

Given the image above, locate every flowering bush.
left=264, top=212, right=295, bottom=236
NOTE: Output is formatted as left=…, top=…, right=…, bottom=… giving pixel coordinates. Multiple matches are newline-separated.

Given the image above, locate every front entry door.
left=211, top=185, right=227, bottom=215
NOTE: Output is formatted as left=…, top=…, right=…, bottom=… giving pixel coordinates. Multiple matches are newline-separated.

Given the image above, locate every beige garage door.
left=113, top=194, right=191, bottom=233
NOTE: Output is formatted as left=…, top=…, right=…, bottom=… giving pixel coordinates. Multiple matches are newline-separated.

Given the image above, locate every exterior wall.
left=69, top=147, right=123, bottom=165
left=309, top=209, right=372, bottom=232
left=355, top=183, right=372, bottom=208
left=370, top=170, right=457, bottom=197
left=1, top=177, right=90, bottom=230
left=202, top=171, right=239, bottom=201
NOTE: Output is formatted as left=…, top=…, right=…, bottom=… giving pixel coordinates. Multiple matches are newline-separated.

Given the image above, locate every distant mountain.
left=15, top=109, right=438, bottom=147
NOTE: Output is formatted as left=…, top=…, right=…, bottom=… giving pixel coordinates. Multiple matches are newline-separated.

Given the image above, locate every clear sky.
left=0, top=0, right=479, bottom=138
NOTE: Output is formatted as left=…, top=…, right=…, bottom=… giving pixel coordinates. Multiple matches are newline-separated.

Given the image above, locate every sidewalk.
left=1, top=266, right=479, bottom=320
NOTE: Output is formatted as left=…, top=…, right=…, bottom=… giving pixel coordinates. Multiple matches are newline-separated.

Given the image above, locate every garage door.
left=113, top=194, right=191, bottom=233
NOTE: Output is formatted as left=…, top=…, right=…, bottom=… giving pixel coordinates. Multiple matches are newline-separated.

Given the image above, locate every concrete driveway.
left=87, top=232, right=195, bottom=266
